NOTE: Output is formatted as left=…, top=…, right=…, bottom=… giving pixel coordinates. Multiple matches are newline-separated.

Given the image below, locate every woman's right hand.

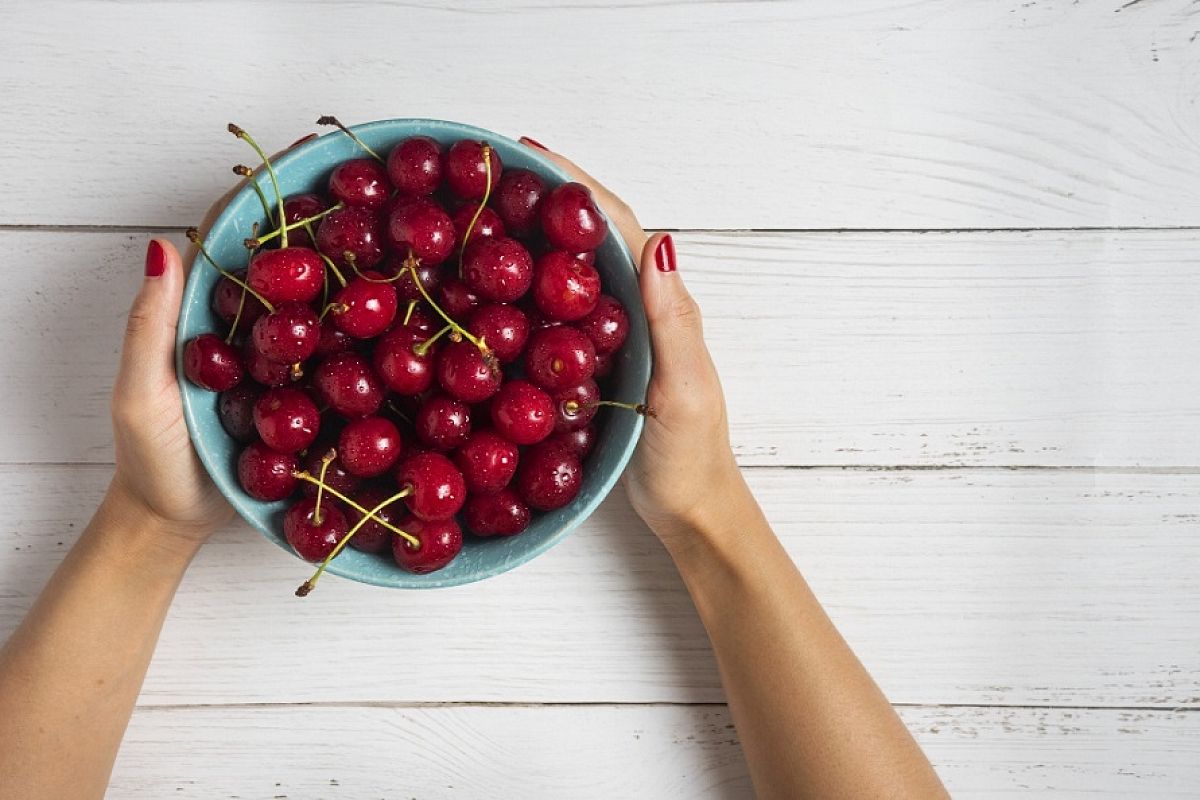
left=519, top=138, right=745, bottom=553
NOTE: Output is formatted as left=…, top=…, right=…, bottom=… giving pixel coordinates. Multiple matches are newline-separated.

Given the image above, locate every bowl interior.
left=176, top=119, right=650, bottom=589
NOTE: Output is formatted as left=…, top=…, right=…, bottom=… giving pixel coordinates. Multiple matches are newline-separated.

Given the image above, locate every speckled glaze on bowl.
left=176, top=119, right=650, bottom=589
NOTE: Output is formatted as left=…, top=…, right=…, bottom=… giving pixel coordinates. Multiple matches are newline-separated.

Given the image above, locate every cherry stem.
left=247, top=202, right=343, bottom=248
left=576, top=399, right=657, bottom=418
left=386, top=399, right=413, bottom=424
left=228, top=123, right=288, bottom=248
left=291, top=471, right=419, bottom=547
left=316, top=115, right=383, bottom=163
left=224, top=286, right=248, bottom=344
left=313, top=248, right=347, bottom=288
left=404, top=255, right=492, bottom=359
left=345, top=254, right=404, bottom=284
left=458, top=143, right=493, bottom=279
left=313, top=449, right=336, bottom=525
left=186, top=228, right=276, bottom=313
left=319, top=302, right=348, bottom=321
left=413, top=324, right=453, bottom=357
left=289, top=362, right=304, bottom=381
left=296, top=487, right=414, bottom=597
left=402, top=300, right=417, bottom=327
left=233, top=165, right=275, bottom=228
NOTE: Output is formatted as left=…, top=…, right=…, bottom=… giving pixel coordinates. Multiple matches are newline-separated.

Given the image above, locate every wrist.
left=88, top=481, right=204, bottom=577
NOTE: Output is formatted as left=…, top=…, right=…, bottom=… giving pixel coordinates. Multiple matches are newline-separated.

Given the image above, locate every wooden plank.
left=108, top=703, right=1200, bottom=799
left=4, top=228, right=1200, bottom=467
left=2, top=1, right=1198, bottom=228
left=3, top=465, right=1198, bottom=708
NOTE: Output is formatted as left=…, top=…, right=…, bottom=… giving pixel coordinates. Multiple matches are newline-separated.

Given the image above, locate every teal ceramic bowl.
left=176, top=119, right=650, bottom=589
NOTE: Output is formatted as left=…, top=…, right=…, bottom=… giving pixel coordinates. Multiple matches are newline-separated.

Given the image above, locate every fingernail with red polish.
left=521, top=136, right=548, bottom=151
left=289, top=133, right=318, bottom=148
left=145, top=240, right=166, bottom=278
left=655, top=234, right=676, bottom=273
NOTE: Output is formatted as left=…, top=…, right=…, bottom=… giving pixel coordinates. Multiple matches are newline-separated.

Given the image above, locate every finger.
left=517, top=137, right=648, bottom=257
left=637, top=233, right=714, bottom=383
left=116, top=239, right=186, bottom=400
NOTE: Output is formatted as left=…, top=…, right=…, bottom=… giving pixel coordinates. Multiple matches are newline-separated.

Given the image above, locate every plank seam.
left=129, top=700, right=1200, bottom=712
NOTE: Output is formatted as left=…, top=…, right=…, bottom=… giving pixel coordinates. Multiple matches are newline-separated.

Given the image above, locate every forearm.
left=665, top=474, right=947, bottom=799
left=0, top=482, right=199, bottom=800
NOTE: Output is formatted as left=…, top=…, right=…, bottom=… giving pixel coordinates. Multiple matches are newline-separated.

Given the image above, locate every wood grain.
left=108, top=703, right=1200, bottom=799
left=2, top=1, right=1199, bottom=228
left=3, top=464, right=1197, bottom=708
left=4, top=228, right=1199, bottom=467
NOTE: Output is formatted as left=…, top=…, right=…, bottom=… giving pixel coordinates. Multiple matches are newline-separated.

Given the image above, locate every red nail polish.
left=289, top=133, right=318, bottom=148
left=521, top=136, right=549, bottom=151
left=654, top=234, right=676, bottom=273
left=145, top=240, right=166, bottom=278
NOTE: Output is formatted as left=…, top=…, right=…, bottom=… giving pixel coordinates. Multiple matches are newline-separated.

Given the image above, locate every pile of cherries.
left=182, top=121, right=642, bottom=594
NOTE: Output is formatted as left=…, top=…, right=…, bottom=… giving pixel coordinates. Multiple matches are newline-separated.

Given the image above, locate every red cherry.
left=577, top=295, right=629, bottom=356
left=384, top=256, right=443, bottom=303
left=415, top=394, right=472, bottom=450
left=313, top=352, right=384, bottom=417
left=593, top=351, right=615, bottom=379
left=328, top=158, right=391, bottom=209
left=299, top=450, right=360, bottom=499
left=444, top=140, right=502, bottom=200
left=466, top=303, right=529, bottom=364
left=493, top=168, right=545, bottom=237
left=373, top=327, right=437, bottom=396
left=523, top=326, right=596, bottom=391
left=453, top=429, right=519, bottom=493
left=436, top=340, right=502, bottom=403
left=281, top=193, right=327, bottom=249
left=461, top=237, right=534, bottom=303
left=314, top=322, right=353, bottom=357
left=392, top=302, right=437, bottom=335
left=552, top=379, right=600, bottom=433
left=491, top=379, right=555, bottom=445
left=330, top=272, right=398, bottom=338
left=515, top=441, right=583, bottom=511
left=253, top=387, right=320, bottom=453
left=392, top=516, right=462, bottom=574
left=387, top=136, right=442, bottom=196
left=218, top=384, right=261, bottom=442
left=184, top=333, right=244, bottom=391
left=246, top=247, right=324, bottom=305
left=316, top=206, right=385, bottom=269
left=252, top=301, right=320, bottom=364
left=241, top=341, right=296, bottom=387
left=532, top=251, right=601, bottom=321
left=451, top=204, right=506, bottom=251
left=284, top=497, right=350, bottom=562
left=346, top=484, right=403, bottom=554
left=572, top=251, right=596, bottom=266
left=212, top=269, right=268, bottom=327
left=437, top=278, right=482, bottom=318
left=237, top=441, right=299, bottom=501
left=338, top=416, right=403, bottom=477
left=387, top=197, right=455, bottom=266
left=543, top=424, right=597, bottom=459
left=540, top=182, right=608, bottom=251
left=464, top=489, right=531, bottom=537
left=394, top=452, right=466, bottom=521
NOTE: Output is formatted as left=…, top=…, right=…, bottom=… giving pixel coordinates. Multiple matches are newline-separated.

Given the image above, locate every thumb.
left=116, top=238, right=186, bottom=399
left=637, top=233, right=710, bottom=381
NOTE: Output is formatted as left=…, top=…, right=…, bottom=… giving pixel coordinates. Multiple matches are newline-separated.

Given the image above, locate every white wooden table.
left=2, top=2, right=1199, bottom=796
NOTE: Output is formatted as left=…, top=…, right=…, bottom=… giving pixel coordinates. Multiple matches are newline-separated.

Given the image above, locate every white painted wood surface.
left=108, top=704, right=1200, bottom=799
left=4, top=228, right=1200, bottom=467
left=2, top=1, right=1199, bottom=229
left=3, top=465, right=1198, bottom=708
left=0, top=1, right=1197, bottom=796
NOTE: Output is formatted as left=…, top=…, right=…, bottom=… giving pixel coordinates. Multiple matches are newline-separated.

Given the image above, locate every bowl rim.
left=176, top=117, right=648, bottom=589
